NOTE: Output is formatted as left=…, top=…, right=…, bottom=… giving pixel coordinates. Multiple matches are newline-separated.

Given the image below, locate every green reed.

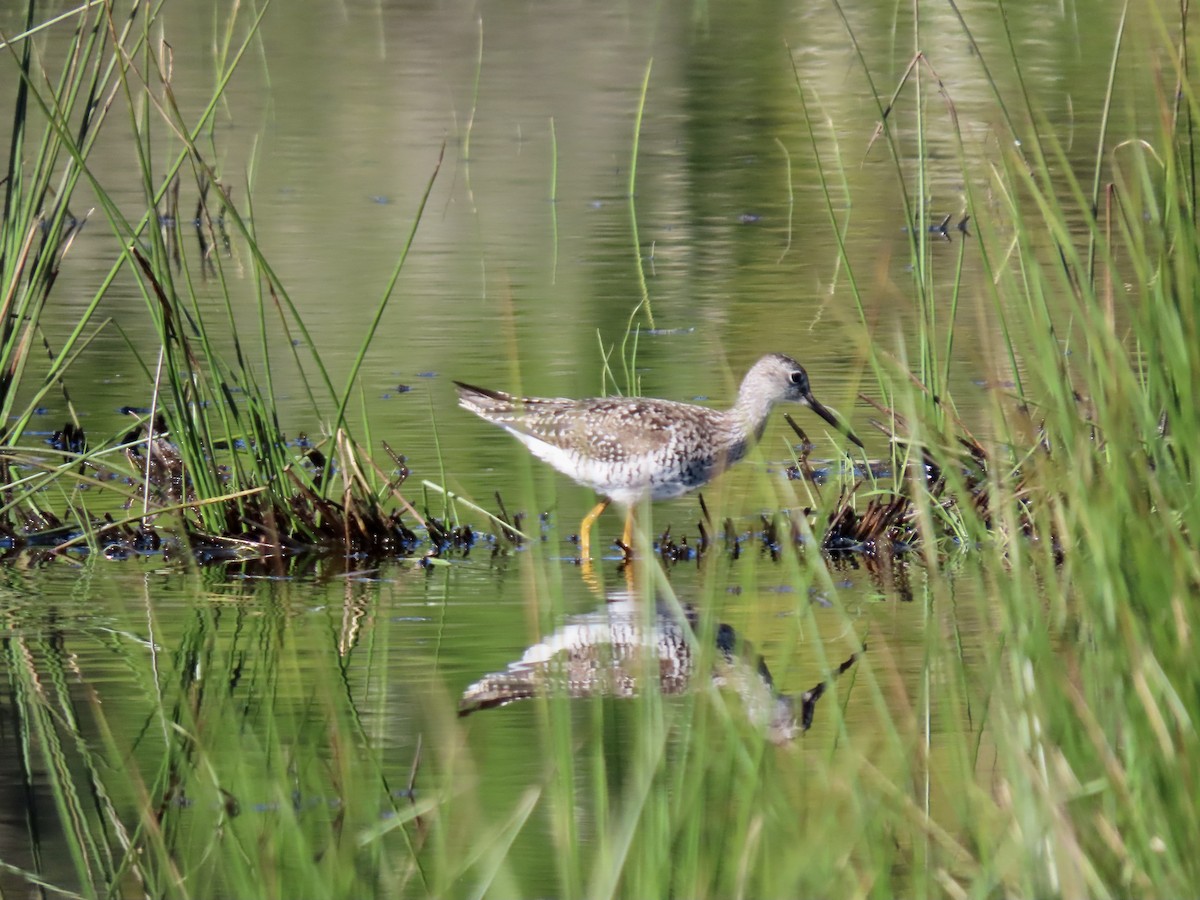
left=0, top=0, right=440, bottom=553
left=0, top=2, right=140, bottom=441
left=809, top=0, right=1200, bottom=895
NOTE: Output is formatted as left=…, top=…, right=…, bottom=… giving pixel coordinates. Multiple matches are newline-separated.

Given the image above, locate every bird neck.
left=729, top=384, right=776, bottom=445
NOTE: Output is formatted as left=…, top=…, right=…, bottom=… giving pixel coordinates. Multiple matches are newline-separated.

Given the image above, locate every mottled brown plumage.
left=455, top=353, right=861, bottom=558
left=457, top=600, right=809, bottom=743
left=458, top=598, right=860, bottom=743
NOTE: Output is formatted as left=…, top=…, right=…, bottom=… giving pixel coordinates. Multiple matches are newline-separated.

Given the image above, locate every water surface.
left=0, top=0, right=1153, bottom=893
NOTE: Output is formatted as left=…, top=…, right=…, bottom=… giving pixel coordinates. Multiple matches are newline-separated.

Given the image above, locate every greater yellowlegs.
left=454, top=353, right=862, bottom=559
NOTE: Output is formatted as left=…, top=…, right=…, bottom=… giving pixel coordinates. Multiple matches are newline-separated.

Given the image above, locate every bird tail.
left=458, top=673, right=538, bottom=716
left=453, top=381, right=517, bottom=416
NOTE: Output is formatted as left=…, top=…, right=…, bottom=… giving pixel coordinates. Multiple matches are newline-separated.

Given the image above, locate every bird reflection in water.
left=458, top=596, right=861, bottom=744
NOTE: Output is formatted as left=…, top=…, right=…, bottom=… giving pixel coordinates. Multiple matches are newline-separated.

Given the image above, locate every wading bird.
left=455, top=353, right=863, bottom=560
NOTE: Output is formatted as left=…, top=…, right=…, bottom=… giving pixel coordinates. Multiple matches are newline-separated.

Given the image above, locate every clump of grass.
left=0, top=1, right=452, bottom=563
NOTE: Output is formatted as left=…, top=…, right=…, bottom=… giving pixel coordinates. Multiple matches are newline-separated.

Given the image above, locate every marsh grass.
left=0, top=2, right=448, bottom=561
left=800, top=2, right=1200, bottom=895
left=2, top=1, right=1200, bottom=899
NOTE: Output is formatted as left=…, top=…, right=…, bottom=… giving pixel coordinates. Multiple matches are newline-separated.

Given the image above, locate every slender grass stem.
left=627, top=58, right=655, bottom=330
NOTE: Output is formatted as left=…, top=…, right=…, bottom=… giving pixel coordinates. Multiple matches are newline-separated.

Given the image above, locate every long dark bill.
left=804, top=391, right=865, bottom=449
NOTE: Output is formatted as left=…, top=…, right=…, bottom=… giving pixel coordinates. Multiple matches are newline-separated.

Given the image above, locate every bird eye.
left=789, top=371, right=805, bottom=385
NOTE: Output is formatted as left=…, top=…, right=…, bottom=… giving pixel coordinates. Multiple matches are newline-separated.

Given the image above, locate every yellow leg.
left=580, top=559, right=604, bottom=596
left=579, top=498, right=610, bottom=560
left=621, top=508, right=634, bottom=552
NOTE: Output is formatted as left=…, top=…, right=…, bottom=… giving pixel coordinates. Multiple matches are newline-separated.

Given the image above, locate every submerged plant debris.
left=0, top=385, right=1080, bottom=577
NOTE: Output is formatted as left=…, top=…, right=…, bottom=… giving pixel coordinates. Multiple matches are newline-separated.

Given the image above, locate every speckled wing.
left=530, top=397, right=702, bottom=462
left=456, top=384, right=686, bottom=461
left=455, top=382, right=732, bottom=500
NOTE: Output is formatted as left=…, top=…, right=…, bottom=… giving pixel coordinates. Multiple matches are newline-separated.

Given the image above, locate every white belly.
left=510, top=429, right=720, bottom=505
